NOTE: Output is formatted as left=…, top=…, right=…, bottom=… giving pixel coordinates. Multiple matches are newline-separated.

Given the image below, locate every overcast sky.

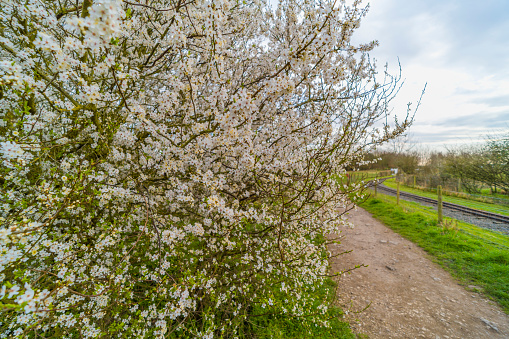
left=352, top=0, right=509, bottom=150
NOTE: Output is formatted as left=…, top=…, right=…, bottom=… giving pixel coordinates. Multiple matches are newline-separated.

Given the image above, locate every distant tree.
left=359, top=150, right=419, bottom=174
left=484, top=134, right=509, bottom=193
left=359, top=133, right=420, bottom=173
left=395, top=152, right=419, bottom=174
left=444, top=133, right=509, bottom=194
left=444, top=150, right=483, bottom=193
left=387, top=133, right=416, bottom=154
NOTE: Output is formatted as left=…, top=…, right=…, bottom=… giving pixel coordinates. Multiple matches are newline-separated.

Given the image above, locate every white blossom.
left=0, top=0, right=411, bottom=336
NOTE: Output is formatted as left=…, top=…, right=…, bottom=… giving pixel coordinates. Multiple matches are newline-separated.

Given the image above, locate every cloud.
left=440, top=0, right=509, bottom=77
left=410, top=126, right=493, bottom=148
left=435, top=111, right=509, bottom=128
left=350, top=0, right=509, bottom=149
left=355, top=0, right=509, bottom=76
left=469, top=95, right=509, bottom=108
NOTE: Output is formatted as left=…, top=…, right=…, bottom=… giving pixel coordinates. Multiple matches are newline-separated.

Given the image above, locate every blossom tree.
left=0, top=0, right=411, bottom=337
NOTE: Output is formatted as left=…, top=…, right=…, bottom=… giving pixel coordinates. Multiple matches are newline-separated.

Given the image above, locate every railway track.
left=374, top=183, right=509, bottom=224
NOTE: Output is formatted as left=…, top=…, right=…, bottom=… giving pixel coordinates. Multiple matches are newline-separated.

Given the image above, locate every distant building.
left=391, top=168, right=398, bottom=175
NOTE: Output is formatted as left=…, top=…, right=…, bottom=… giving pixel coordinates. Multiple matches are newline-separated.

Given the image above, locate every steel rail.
left=375, top=184, right=509, bottom=224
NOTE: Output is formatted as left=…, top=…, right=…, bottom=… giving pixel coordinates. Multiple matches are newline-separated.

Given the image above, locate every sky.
left=351, top=0, right=509, bottom=151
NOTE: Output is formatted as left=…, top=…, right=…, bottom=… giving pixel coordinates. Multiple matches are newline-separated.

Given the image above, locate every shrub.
left=0, top=0, right=410, bottom=337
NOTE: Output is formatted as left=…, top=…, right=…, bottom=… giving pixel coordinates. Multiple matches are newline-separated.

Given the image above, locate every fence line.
left=395, top=173, right=509, bottom=207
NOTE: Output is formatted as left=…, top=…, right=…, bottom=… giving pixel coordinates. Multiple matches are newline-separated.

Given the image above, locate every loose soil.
left=329, top=207, right=509, bottom=338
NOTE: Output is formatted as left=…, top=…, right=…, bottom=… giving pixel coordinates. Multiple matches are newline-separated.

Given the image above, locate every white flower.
left=0, top=141, right=24, bottom=160
left=24, top=301, right=37, bottom=314
left=7, top=285, right=20, bottom=299
left=15, top=283, right=35, bottom=304
left=37, top=289, right=50, bottom=303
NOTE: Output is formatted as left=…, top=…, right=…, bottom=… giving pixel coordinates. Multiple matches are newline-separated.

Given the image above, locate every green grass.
left=360, top=194, right=509, bottom=314
left=479, top=188, right=509, bottom=200
left=166, top=277, right=355, bottom=339
left=384, top=179, right=509, bottom=216
left=249, top=278, right=355, bottom=339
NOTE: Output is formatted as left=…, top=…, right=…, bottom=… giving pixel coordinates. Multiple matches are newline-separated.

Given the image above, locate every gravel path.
left=375, top=186, right=509, bottom=235
left=329, top=207, right=509, bottom=338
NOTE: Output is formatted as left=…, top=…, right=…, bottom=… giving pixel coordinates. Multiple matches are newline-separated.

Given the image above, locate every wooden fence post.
left=397, top=182, right=400, bottom=205
left=374, top=181, right=377, bottom=196
left=437, top=185, right=443, bottom=224
left=413, top=175, right=416, bottom=188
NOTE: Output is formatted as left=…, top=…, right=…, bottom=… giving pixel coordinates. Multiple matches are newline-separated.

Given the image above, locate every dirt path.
left=329, top=207, right=509, bottom=339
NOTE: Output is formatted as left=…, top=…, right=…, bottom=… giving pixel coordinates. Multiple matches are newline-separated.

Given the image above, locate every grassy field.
left=360, top=194, right=509, bottom=314
left=384, top=179, right=509, bottom=216
left=479, top=188, right=509, bottom=201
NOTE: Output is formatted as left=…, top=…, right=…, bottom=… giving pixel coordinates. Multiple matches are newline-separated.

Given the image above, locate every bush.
left=0, top=0, right=410, bottom=337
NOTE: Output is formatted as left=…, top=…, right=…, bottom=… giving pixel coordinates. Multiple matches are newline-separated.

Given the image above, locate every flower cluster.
left=66, top=0, right=123, bottom=44
left=0, top=142, right=25, bottom=161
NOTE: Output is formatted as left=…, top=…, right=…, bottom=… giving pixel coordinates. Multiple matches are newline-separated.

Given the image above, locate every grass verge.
left=479, top=188, right=509, bottom=201
left=384, top=179, right=509, bottom=216
left=360, top=194, right=509, bottom=314
left=249, top=278, right=355, bottom=338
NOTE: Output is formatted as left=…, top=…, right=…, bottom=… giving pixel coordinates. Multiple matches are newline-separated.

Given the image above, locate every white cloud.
left=351, top=0, right=509, bottom=149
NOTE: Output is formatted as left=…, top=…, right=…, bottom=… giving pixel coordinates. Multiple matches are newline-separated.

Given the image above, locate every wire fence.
left=348, top=170, right=392, bottom=181
left=395, top=173, right=509, bottom=207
